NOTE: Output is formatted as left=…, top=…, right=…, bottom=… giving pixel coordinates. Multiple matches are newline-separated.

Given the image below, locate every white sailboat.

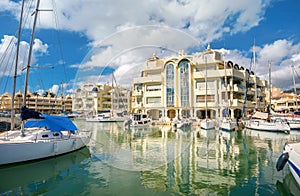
left=200, top=55, right=216, bottom=130
left=271, top=65, right=300, bottom=130
left=219, top=61, right=237, bottom=132
left=0, top=0, right=90, bottom=166
left=245, top=62, right=290, bottom=133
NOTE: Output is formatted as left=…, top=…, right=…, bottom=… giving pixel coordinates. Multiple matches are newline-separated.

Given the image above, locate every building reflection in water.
left=83, top=120, right=300, bottom=195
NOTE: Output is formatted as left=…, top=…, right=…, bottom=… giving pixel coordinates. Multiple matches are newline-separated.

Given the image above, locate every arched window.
left=179, top=60, right=190, bottom=107
left=166, top=63, right=175, bottom=106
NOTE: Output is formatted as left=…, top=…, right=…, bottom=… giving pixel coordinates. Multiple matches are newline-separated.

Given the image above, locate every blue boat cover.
left=24, top=114, right=77, bottom=133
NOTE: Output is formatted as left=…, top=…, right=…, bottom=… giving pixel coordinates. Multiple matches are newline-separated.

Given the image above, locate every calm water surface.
left=1, top=120, right=300, bottom=196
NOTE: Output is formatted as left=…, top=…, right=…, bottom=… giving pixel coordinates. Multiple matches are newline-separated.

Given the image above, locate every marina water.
left=1, top=120, right=300, bottom=195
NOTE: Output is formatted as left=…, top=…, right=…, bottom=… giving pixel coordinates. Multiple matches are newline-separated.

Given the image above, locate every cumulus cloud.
left=0, top=35, right=49, bottom=77
left=249, top=40, right=300, bottom=90
left=49, top=84, right=59, bottom=95
left=73, top=25, right=200, bottom=87
left=5, top=0, right=271, bottom=43
left=216, top=39, right=300, bottom=91
left=4, top=0, right=300, bottom=92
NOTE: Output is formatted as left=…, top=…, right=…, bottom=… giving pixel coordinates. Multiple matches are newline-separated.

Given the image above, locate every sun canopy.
left=25, top=114, right=78, bottom=133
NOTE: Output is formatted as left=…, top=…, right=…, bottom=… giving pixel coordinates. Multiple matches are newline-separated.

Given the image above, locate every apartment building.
left=0, top=90, right=72, bottom=114
left=131, top=46, right=268, bottom=121
left=271, top=86, right=300, bottom=112
left=72, top=82, right=130, bottom=116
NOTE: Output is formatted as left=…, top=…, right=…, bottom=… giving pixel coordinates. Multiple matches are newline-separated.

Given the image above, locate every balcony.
left=194, top=88, right=215, bottom=95
left=231, top=84, right=245, bottom=94
left=102, top=94, right=111, bottom=98
left=145, top=103, right=163, bottom=108
left=231, top=99, right=254, bottom=108
left=144, top=90, right=162, bottom=97
left=132, top=90, right=143, bottom=96
left=194, top=102, right=217, bottom=108
left=133, top=75, right=162, bottom=84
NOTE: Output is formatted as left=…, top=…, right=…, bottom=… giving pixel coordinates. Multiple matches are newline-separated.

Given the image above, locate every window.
left=196, top=95, right=215, bottom=103
left=146, top=85, right=161, bottom=91
left=147, top=97, right=161, bottom=104
left=166, top=63, right=175, bottom=106
left=196, top=80, right=214, bottom=90
left=179, top=60, right=190, bottom=107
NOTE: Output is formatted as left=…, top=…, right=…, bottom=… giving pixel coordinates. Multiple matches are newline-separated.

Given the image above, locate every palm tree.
left=43, top=91, right=56, bottom=98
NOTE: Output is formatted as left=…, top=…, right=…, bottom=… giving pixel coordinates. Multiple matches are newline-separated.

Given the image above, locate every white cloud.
left=33, top=39, right=48, bottom=55
left=248, top=40, right=300, bottom=90
left=0, top=35, right=49, bottom=78
left=49, top=84, right=59, bottom=95
left=4, top=0, right=270, bottom=44
left=216, top=39, right=300, bottom=91
left=0, top=0, right=19, bottom=14
left=6, top=0, right=300, bottom=93
left=73, top=25, right=200, bottom=87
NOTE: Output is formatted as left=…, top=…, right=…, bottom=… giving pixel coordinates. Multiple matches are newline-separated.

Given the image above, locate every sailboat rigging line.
left=0, top=37, right=17, bottom=93
left=51, top=0, right=68, bottom=81
left=2, top=43, right=17, bottom=92
left=0, top=37, right=14, bottom=72
left=293, top=65, right=300, bottom=80
left=111, top=73, right=127, bottom=111
left=242, top=58, right=253, bottom=118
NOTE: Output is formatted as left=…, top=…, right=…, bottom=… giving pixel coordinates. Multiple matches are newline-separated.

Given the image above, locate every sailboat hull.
left=0, top=131, right=90, bottom=165
left=245, top=119, right=290, bottom=133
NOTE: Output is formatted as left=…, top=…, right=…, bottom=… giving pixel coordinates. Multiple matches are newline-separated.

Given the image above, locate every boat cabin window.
left=53, top=132, right=60, bottom=137
left=42, top=134, right=49, bottom=138
left=134, top=115, right=141, bottom=121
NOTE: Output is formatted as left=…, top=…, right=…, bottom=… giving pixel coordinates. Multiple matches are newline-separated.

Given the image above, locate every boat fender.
left=276, top=152, right=289, bottom=171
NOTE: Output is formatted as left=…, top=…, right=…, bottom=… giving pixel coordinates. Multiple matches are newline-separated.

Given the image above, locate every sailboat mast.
left=61, top=80, right=65, bottom=112
left=253, top=44, right=258, bottom=110
left=268, top=61, right=271, bottom=113
left=292, top=65, right=298, bottom=111
left=21, top=0, right=40, bottom=136
left=23, top=0, right=41, bottom=107
left=205, top=56, right=208, bottom=121
left=111, top=73, right=114, bottom=116
left=224, top=61, right=229, bottom=117
left=11, top=0, right=25, bottom=130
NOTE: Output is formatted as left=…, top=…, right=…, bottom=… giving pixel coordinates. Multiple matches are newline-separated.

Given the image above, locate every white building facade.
left=131, top=46, right=268, bottom=121
left=72, top=82, right=130, bottom=116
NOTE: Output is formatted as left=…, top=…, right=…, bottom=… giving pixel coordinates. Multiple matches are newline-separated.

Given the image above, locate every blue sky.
left=1, top=0, right=300, bottom=96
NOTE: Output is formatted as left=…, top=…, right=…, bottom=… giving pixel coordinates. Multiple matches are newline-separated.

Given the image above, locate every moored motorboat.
left=124, top=113, right=151, bottom=127
left=219, top=118, right=237, bottom=132
left=200, top=119, right=216, bottom=130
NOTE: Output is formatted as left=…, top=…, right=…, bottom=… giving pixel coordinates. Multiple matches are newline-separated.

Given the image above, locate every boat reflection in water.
left=90, top=122, right=192, bottom=171
left=2, top=119, right=300, bottom=195
left=0, top=147, right=91, bottom=195
left=86, top=121, right=299, bottom=195
left=276, top=172, right=300, bottom=196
